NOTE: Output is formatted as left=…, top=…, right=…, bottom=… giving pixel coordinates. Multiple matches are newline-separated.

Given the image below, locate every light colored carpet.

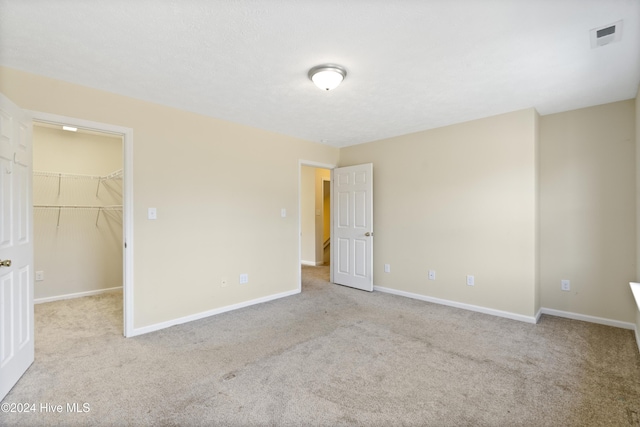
left=1, top=265, right=639, bottom=426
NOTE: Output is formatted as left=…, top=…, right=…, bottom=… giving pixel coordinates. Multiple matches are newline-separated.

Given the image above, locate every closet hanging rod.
left=33, top=205, right=123, bottom=210
left=33, top=169, right=123, bottom=180
left=102, top=169, right=123, bottom=180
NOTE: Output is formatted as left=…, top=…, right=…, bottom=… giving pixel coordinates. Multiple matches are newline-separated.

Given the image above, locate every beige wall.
left=33, top=126, right=122, bottom=175
left=2, top=65, right=638, bottom=334
left=0, top=66, right=340, bottom=329
left=340, top=109, right=539, bottom=318
left=540, top=100, right=636, bottom=323
left=33, top=126, right=123, bottom=299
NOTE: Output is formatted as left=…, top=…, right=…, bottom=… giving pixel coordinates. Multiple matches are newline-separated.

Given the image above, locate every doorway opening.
left=31, top=111, right=133, bottom=337
left=299, top=161, right=335, bottom=290
left=300, top=165, right=331, bottom=267
left=322, top=178, right=331, bottom=265
left=32, top=123, right=123, bottom=332
left=298, top=161, right=375, bottom=292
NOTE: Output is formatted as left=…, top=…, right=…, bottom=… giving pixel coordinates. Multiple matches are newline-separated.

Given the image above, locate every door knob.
left=0, top=259, right=11, bottom=268
left=365, top=232, right=373, bottom=237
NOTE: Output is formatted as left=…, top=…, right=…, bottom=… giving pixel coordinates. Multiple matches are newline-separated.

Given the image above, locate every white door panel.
left=332, top=163, right=373, bottom=292
left=0, top=92, right=33, bottom=401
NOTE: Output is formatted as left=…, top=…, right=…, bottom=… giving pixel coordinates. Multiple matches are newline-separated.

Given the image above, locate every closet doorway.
left=30, top=112, right=133, bottom=336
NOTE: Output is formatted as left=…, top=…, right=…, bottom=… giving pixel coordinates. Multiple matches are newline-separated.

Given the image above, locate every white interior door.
left=0, top=93, right=34, bottom=400
left=332, top=163, right=373, bottom=291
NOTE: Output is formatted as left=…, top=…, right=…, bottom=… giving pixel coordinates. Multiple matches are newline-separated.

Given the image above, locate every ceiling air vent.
left=590, top=20, right=623, bottom=48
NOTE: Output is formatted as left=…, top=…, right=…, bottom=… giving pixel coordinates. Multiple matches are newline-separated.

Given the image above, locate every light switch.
left=148, top=208, right=157, bottom=220
left=281, top=208, right=287, bottom=218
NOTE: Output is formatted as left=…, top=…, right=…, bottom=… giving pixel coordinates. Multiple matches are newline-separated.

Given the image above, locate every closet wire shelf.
left=33, top=169, right=123, bottom=227
left=33, top=169, right=123, bottom=196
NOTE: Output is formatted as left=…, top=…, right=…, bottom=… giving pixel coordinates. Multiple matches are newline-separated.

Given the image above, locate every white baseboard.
left=539, top=307, right=636, bottom=330
left=301, top=260, right=322, bottom=266
left=35, top=286, right=123, bottom=304
left=534, top=308, right=543, bottom=323
left=372, top=286, right=637, bottom=333
left=129, top=288, right=301, bottom=337
left=373, top=286, right=539, bottom=324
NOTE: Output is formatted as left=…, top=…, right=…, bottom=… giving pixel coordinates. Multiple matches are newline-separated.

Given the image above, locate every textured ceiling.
left=0, top=1, right=639, bottom=147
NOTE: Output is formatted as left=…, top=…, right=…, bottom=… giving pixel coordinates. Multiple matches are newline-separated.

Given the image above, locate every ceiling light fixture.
left=308, top=64, right=347, bottom=91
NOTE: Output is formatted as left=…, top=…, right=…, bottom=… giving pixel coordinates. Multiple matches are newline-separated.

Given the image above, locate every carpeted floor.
left=1, top=265, right=639, bottom=426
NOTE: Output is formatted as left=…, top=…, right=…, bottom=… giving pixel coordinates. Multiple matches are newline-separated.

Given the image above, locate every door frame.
left=298, top=160, right=336, bottom=290
left=29, top=111, right=134, bottom=337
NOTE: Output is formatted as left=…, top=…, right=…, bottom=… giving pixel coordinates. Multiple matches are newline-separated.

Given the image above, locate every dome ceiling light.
left=308, top=64, right=347, bottom=91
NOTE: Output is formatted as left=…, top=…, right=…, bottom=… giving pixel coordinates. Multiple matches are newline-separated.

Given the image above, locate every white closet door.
left=0, top=92, right=34, bottom=401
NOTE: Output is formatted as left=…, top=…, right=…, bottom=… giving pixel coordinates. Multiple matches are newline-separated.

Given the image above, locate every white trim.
left=539, top=307, right=636, bottom=330
left=299, top=160, right=337, bottom=169
left=28, top=111, right=135, bottom=338
left=35, top=287, right=122, bottom=304
left=298, top=160, right=336, bottom=292
left=373, top=286, right=539, bottom=324
left=534, top=308, right=543, bottom=323
left=373, top=286, right=637, bottom=330
left=122, top=124, right=134, bottom=338
left=301, top=260, right=321, bottom=266
left=630, top=282, right=640, bottom=311
left=128, top=288, right=300, bottom=337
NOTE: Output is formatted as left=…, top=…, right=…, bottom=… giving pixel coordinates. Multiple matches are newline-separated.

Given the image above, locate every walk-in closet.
left=33, top=124, right=123, bottom=305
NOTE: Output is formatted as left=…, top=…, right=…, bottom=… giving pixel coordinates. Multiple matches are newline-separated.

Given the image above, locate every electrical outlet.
left=428, top=270, right=436, bottom=280
left=239, top=274, right=249, bottom=284
left=466, top=275, right=475, bottom=286
left=35, top=271, right=44, bottom=281
left=561, top=279, right=570, bottom=291
left=221, top=277, right=228, bottom=288
left=384, top=264, right=391, bottom=273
